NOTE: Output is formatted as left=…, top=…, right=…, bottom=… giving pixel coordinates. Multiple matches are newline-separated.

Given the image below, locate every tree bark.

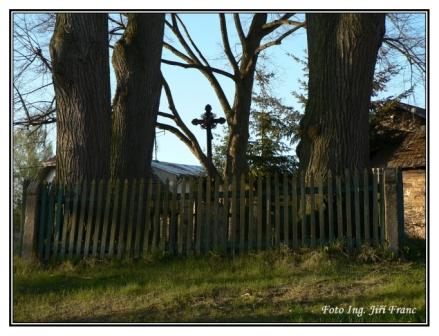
left=297, top=14, right=385, bottom=181
left=111, top=14, right=165, bottom=179
left=50, top=14, right=111, bottom=185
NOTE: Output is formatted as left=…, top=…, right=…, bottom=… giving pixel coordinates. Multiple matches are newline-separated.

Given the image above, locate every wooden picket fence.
left=31, top=168, right=401, bottom=261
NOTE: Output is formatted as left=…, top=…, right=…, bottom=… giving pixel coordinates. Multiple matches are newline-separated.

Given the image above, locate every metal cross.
left=192, top=104, right=226, bottom=164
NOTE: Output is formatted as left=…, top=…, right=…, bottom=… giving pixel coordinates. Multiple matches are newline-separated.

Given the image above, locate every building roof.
left=151, top=160, right=205, bottom=177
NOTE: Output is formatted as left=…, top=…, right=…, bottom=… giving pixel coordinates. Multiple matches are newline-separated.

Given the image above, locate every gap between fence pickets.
left=21, top=168, right=404, bottom=260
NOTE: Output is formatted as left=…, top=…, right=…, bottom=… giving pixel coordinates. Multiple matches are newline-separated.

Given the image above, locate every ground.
left=12, top=241, right=426, bottom=323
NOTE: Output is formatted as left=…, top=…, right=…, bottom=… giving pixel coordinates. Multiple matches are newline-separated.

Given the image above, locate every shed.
left=370, top=102, right=426, bottom=239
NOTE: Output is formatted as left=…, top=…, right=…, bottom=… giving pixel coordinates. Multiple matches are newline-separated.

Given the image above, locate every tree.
left=49, top=14, right=112, bottom=184
left=213, top=68, right=300, bottom=175
left=297, top=13, right=386, bottom=181
left=160, top=13, right=305, bottom=178
left=110, top=14, right=165, bottom=179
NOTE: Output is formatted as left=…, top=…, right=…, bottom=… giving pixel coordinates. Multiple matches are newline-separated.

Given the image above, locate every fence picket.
left=162, top=179, right=170, bottom=254
left=205, top=177, right=211, bottom=252
left=300, top=173, right=306, bottom=247
left=117, top=179, right=129, bottom=259
left=372, top=170, right=379, bottom=245
left=83, top=180, right=96, bottom=257
left=292, top=175, right=298, bottom=249
left=99, top=180, right=113, bottom=258
left=257, top=175, right=262, bottom=250
left=44, top=185, right=55, bottom=261
left=240, top=174, right=246, bottom=253
left=125, top=179, right=138, bottom=258
left=186, top=178, right=194, bottom=255
left=354, top=170, right=361, bottom=247
left=318, top=177, right=325, bottom=244
left=231, top=175, right=237, bottom=256
left=153, top=180, right=162, bottom=254
left=310, top=175, right=316, bottom=248
left=363, top=169, right=370, bottom=244
left=336, top=175, right=343, bottom=239
left=248, top=175, right=254, bottom=250
left=213, top=177, right=220, bottom=250
left=92, top=180, right=105, bottom=257
left=143, top=178, right=153, bottom=255
left=223, top=175, right=229, bottom=253
left=274, top=173, right=280, bottom=249
left=266, top=174, right=272, bottom=250
left=75, top=180, right=88, bottom=257
left=108, top=179, right=120, bottom=257
left=37, top=184, right=47, bottom=259
left=195, top=177, right=203, bottom=255
left=133, top=179, right=145, bottom=258
left=345, top=170, right=353, bottom=249
left=67, top=183, right=81, bottom=258
left=177, top=178, right=185, bottom=255
left=283, top=174, right=289, bottom=247
left=328, top=172, right=334, bottom=241
left=52, top=185, right=64, bottom=259
left=60, top=184, right=71, bottom=260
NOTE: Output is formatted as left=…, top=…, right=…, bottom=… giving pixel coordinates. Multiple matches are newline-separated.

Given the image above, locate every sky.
left=13, top=12, right=426, bottom=167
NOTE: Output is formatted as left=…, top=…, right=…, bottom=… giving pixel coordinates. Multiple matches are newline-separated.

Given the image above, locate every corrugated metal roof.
left=151, top=160, right=205, bottom=176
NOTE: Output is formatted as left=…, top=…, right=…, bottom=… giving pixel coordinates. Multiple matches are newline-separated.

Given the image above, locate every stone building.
left=370, top=102, right=426, bottom=239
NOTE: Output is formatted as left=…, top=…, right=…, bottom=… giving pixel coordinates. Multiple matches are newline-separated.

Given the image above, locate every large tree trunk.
left=50, top=14, right=111, bottom=185
left=297, top=13, right=385, bottom=181
left=111, top=14, right=165, bottom=179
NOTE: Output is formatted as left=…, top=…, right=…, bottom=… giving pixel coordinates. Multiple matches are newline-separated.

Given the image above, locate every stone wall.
left=402, top=169, right=426, bottom=239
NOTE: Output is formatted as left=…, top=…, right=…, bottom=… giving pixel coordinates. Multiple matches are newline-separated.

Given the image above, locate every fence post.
left=21, top=181, right=41, bottom=260
left=383, top=168, right=404, bottom=253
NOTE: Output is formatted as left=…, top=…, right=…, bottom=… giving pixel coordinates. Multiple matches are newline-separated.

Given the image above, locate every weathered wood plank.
left=327, top=172, right=334, bottom=241
left=177, top=178, right=185, bottom=255
left=222, top=175, right=229, bottom=253
left=354, top=170, right=361, bottom=247
left=143, top=178, right=153, bottom=255
left=300, top=173, right=306, bottom=247
left=99, top=180, right=113, bottom=258
left=195, top=177, right=203, bottom=255
left=283, top=174, right=289, bottom=247
left=257, top=175, right=262, bottom=250
left=239, top=174, right=246, bottom=253
left=38, top=184, right=48, bottom=258
left=379, top=169, right=386, bottom=243
left=108, top=179, right=120, bottom=257
left=213, top=176, right=220, bottom=250
left=205, top=176, right=211, bottom=252
left=274, top=172, right=280, bottom=249
left=318, top=176, right=325, bottom=245
left=59, top=184, right=71, bottom=260
left=310, top=175, right=316, bottom=248
left=153, top=180, right=162, bottom=254
left=92, top=179, right=105, bottom=257
left=266, top=173, right=272, bottom=249
left=162, top=179, right=170, bottom=254
left=75, top=180, right=88, bottom=258
left=44, top=185, right=55, bottom=261
left=68, top=182, right=81, bottom=258
left=336, top=175, right=343, bottom=240
left=372, top=169, right=379, bottom=245
left=125, top=179, right=137, bottom=258
left=363, top=169, right=370, bottom=244
left=133, top=179, right=145, bottom=258
left=248, top=174, right=254, bottom=250
left=231, top=175, right=237, bottom=256
left=186, top=178, right=194, bottom=255
left=117, top=179, right=129, bottom=259
left=345, top=170, right=353, bottom=249
left=83, top=180, right=96, bottom=258
left=292, top=175, right=298, bottom=249
left=52, top=185, right=64, bottom=259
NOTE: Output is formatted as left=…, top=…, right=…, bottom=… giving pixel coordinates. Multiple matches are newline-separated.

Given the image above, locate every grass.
left=12, top=241, right=426, bottom=323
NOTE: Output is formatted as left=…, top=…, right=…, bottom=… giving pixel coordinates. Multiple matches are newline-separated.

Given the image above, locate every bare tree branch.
left=161, top=58, right=235, bottom=79
left=219, top=14, right=239, bottom=75
left=256, top=23, right=306, bottom=54
left=233, top=14, right=246, bottom=46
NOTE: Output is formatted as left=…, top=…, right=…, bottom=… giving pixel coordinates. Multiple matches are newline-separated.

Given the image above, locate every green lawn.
left=12, top=242, right=426, bottom=323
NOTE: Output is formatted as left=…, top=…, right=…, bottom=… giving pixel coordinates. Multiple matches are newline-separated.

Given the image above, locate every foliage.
left=13, top=246, right=425, bottom=323
left=213, top=68, right=301, bottom=176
